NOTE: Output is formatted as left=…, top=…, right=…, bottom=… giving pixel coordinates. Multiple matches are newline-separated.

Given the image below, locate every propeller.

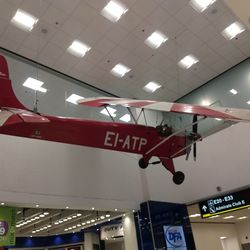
left=193, top=114, right=198, bottom=161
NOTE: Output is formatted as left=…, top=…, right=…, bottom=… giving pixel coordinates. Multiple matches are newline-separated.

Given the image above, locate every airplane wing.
left=0, top=108, right=49, bottom=127
left=78, top=97, right=250, bottom=122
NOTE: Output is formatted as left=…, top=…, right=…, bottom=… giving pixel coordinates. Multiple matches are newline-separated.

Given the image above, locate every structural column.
left=123, top=213, right=138, bottom=250
left=84, top=232, right=100, bottom=250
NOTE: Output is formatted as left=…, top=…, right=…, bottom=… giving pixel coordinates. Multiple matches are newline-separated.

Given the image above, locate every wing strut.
left=104, top=105, right=115, bottom=122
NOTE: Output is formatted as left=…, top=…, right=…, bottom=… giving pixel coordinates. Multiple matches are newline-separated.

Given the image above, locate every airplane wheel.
left=172, top=171, right=185, bottom=185
left=139, top=158, right=148, bottom=169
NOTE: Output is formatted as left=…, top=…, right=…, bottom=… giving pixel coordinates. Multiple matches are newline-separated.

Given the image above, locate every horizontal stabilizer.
left=78, top=97, right=250, bottom=122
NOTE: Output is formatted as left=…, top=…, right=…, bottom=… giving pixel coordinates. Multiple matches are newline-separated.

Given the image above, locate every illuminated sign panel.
left=199, top=188, right=250, bottom=218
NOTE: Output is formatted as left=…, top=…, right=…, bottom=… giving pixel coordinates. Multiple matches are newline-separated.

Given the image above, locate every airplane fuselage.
left=0, top=114, right=187, bottom=159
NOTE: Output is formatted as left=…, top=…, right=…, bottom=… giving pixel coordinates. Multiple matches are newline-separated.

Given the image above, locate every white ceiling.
left=0, top=0, right=249, bottom=101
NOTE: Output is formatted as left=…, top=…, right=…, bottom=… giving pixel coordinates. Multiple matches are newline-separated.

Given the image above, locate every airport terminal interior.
left=0, top=0, right=250, bottom=250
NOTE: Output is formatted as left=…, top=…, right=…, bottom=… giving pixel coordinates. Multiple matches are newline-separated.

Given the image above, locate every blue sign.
left=163, top=225, right=187, bottom=250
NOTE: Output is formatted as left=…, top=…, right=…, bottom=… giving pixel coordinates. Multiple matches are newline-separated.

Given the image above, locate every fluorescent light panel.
left=189, top=0, right=216, bottom=12
left=223, top=215, right=234, bottom=219
left=11, top=9, right=38, bottom=31
left=230, top=89, right=238, bottom=95
left=23, top=77, right=47, bottom=93
left=101, top=0, right=128, bottom=22
left=145, top=31, right=168, bottom=49
left=67, top=40, right=91, bottom=57
left=222, top=22, right=245, bottom=40
left=66, top=94, right=84, bottom=104
left=100, top=107, right=117, bottom=117
left=189, top=213, right=201, bottom=218
left=178, top=55, right=199, bottom=69
left=238, top=216, right=247, bottom=220
left=143, top=81, right=162, bottom=93
left=111, top=63, right=131, bottom=77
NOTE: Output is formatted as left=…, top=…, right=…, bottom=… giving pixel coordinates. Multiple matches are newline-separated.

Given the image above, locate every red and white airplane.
left=1, top=54, right=250, bottom=184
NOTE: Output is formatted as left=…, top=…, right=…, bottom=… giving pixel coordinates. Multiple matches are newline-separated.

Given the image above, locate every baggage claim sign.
left=199, top=188, right=250, bottom=218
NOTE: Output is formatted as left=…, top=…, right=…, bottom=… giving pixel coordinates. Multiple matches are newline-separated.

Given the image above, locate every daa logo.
left=0, top=220, right=9, bottom=236
left=164, top=226, right=186, bottom=248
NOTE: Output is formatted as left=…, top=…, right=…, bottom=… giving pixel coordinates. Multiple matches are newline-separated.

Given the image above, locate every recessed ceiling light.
left=35, top=204, right=39, bottom=208
left=223, top=215, right=234, bottom=219
left=115, top=209, right=118, bottom=211
left=145, top=31, right=168, bottom=49
left=222, top=21, right=245, bottom=40
left=230, top=89, right=238, bottom=95
left=66, top=94, right=84, bottom=105
left=189, top=0, right=216, bottom=12
left=101, top=0, right=128, bottom=22
left=100, top=107, right=117, bottom=117
left=77, top=213, right=82, bottom=217
left=43, top=212, right=49, bottom=215
left=67, top=40, right=91, bottom=57
left=111, top=63, right=131, bottom=78
left=66, top=206, right=69, bottom=209
left=100, top=216, right=105, bottom=219
left=64, top=229, right=68, bottom=231
left=11, top=9, right=38, bottom=31
left=91, top=219, right=95, bottom=222
left=23, top=77, right=47, bottom=93
left=0, top=202, right=5, bottom=206
left=106, top=214, right=111, bottom=218
left=119, top=114, right=131, bottom=122
left=39, top=214, right=45, bottom=218
left=220, top=236, right=227, bottom=240
left=143, top=81, right=162, bottom=93
left=178, top=55, right=199, bottom=69
left=87, top=221, right=91, bottom=224
left=238, top=216, right=247, bottom=220
left=92, top=207, right=95, bottom=210
left=67, top=216, right=72, bottom=220
left=247, top=101, right=250, bottom=105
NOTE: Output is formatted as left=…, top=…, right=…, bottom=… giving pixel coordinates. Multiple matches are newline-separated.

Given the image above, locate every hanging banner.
left=0, top=207, right=16, bottom=246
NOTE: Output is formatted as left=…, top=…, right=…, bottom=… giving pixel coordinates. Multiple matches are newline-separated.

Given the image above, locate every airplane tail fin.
left=0, top=55, right=25, bottom=109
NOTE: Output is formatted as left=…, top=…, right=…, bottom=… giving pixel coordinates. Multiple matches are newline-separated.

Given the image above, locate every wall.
left=191, top=223, right=241, bottom=250
left=236, top=220, right=250, bottom=245
left=105, top=241, right=125, bottom=250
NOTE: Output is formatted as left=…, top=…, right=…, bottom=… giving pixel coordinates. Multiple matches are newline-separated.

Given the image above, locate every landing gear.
left=172, top=171, right=185, bottom=185
left=138, top=158, right=149, bottom=169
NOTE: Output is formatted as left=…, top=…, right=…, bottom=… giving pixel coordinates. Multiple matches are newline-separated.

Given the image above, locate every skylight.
left=189, top=0, right=216, bottom=12
left=100, top=107, right=117, bottom=117
left=119, top=114, right=131, bottom=122
left=222, top=22, right=245, bottom=40
left=101, top=0, right=128, bottom=22
left=11, top=9, right=38, bottom=31
left=23, top=77, right=47, bottom=93
left=66, top=94, right=84, bottom=105
left=67, top=40, right=91, bottom=57
left=145, top=31, right=168, bottom=49
left=178, top=55, right=199, bottom=69
left=111, top=63, right=131, bottom=77
left=143, top=81, right=162, bottom=93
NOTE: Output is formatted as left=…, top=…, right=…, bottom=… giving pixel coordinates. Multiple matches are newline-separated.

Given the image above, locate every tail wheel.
left=172, top=171, right=185, bottom=185
left=139, top=158, right=149, bottom=169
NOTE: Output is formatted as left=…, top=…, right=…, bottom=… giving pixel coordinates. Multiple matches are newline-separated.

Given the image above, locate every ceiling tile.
left=21, top=33, right=47, bottom=52
left=32, top=20, right=58, bottom=41
left=41, top=6, right=69, bottom=28
left=53, top=52, right=79, bottom=73
left=132, top=0, right=157, bottom=18
left=83, top=49, right=105, bottom=65
left=187, top=15, right=209, bottom=34
left=105, top=24, right=129, bottom=44
left=51, top=30, right=72, bottom=50
left=78, top=28, right=102, bottom=46
left=50, top=0, right=81, bottom=15
left=133, top=43, right=154, bottom=61
left=118, top=10, right=142, bottom=31
left=209, top=58, right=231, bottom=73
left=87, top=15, right=113, bottom=35
left=132, top=20, right=155, bottom=40
left=83, top=0, right=108, bottom=10
left=87, top=66, right=106, bottom=79
left=0, top=1, right=21, bottom=22
left=39, top=42, right=64, bottom=60
left=74, top=59, right=95, bottom=73
left=1, top=25, right=27, bottom=45
left=0, top=18, right=8, bottom=35
left=160, top=0, right=188, bottom=16
left=0, top=36, right=20, bottom=52
left=108, top=46, right=129, bottom=61
left=121, top=54, right=141, bottom=68
left=72, top=1, right=99, bottom=24
left=146, top=6, right=172, bottom=27
left=175, top=4, right=200, bottom=25
left=94, top=37, right=116, bottom=55
left=17, top=46, right=40, bottom=61
left=160, top=16, right=186, bottom=39
left=20, top=0, right=50, bottom=17
left=195, top=24, right=218, bottom=42
left=176, top=30, right=203, bottom=51
left=119, top=33, right=142, bottom=51
left=60, top=17, right=85, bottom=37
